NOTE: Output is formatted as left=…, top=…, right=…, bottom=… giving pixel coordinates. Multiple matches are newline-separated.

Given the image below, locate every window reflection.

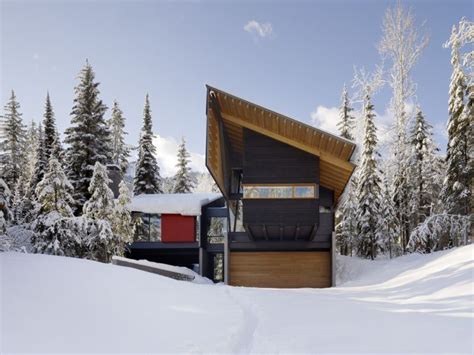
left=243, top=184, right=318, bottom=199
left=132, top=213, right=161, bottom=242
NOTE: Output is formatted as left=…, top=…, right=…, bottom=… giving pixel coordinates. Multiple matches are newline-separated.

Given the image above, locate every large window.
left=132, top=213, right=161, bottom=242
left=243, top=184, right=318, bottom=199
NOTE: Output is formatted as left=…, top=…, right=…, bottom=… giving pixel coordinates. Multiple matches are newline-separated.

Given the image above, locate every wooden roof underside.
left=205, top=86, right=356, bottom=201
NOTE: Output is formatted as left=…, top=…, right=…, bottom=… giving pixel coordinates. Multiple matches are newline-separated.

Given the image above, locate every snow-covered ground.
left=1, top=246, right=473, bottom=353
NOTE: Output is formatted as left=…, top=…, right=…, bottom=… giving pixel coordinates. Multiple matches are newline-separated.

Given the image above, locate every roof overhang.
left=205, top=85, right=356, bottom=201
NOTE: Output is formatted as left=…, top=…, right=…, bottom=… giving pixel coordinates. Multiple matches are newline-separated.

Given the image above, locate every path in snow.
left=1, top=245, right=473, bottom=353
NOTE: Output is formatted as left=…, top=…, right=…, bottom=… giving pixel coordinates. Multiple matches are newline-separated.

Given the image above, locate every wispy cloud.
left=152, top=134, right=206, bottom=177
left=243, top=20, right=273, bottom=39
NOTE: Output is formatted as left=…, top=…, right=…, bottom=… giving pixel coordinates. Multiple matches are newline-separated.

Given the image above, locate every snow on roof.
left=130, top=193, right=222, bottom=216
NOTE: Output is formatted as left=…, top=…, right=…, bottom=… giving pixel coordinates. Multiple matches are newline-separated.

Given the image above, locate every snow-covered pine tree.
left=43, top=92, right=58, bottom=162
left=64, top=61, right=112, bottom=210
left=336, top=178, right=358, bottom=256
left=356, top=90, right=383, bottom=260
left=408, top=107, right=442, bottom=229
left=83, top=162, right=114, bottom=220
left=0, top=90, right=27, bottom=188
left=441, top=25, right=471, bottom=216
left=337, top=84, right=355, bottom=140
left=32, top=157, right=75, bottom=255
left=82, top=162, right=118, bottom=262
left=133, top=94, right=162, bottom=195
left=173, top=137, right=195, bottom=193
left=0, top=178, right=12, bottom=223
left=30, top=123, right=47, bottom=192
left=108, top=100, right=130, bottom=175
left=111, top=181, right=134, bottom=256
left=380, top=177, right=400, bottom=258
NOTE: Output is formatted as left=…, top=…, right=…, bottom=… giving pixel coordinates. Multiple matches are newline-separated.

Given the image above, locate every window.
left=243, top=184, right=318, bottom=199
left=132, top=213, right=161, bottom=242
left=319, top=206, right=332, bottom=213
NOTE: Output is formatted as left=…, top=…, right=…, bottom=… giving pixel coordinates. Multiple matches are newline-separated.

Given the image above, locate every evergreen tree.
left=408, top=107, right=442, bottom=229
left=173, top=137, right=195, bottom=193
left=64, top=61, right=111, bottom=209
left=83, top=162, right=114, bottom=220
left=0, top=90, right=26, bottom=188
left=32, top=157, right=75, bottom=254
left=108, top=100, right=130, bottom=175
left=356, top=91, right=383, bottom=260
left=83, top=162, right=119, bottom=263
left=0, top=178, right=12, bottom=222
left=111, top=181, right=134, bottom=256
left=380, top=177, right=400, bottom=258
left=133, top=94, right=162, bottom=195
left=336, top=178, right=358, bottom=256
left=30, top=123, right=47, bottom=192
left=337, top=85, right=355, bottom=140
left=441, top=25, right=471, bottom=216
left=35, top=158, right=75, bottom=218
left=43, top=92, right=58, bottom=162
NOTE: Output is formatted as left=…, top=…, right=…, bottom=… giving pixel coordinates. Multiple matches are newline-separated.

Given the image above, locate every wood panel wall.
left=229, top=251, right=331, bottom=288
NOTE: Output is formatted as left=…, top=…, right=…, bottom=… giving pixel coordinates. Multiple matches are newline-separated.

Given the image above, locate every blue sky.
left=1, top=0, right=472, bottom=174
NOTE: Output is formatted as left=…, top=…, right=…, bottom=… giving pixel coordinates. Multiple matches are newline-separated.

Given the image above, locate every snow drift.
left=1, top=246, right=473, bottom=353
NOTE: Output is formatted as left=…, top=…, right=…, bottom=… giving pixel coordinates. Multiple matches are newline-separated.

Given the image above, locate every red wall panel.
left=161, top=214, right=196, bottom=243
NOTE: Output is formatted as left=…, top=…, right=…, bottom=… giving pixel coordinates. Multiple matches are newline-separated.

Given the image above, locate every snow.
left=2, top=246, right=473, bottom=353
left=111, top=256, right=213, bottom=284
left=130, top=192, right=222, bottom=216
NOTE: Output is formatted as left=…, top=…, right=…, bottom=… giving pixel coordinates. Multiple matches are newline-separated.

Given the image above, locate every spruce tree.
left=108, top=100, right=130, bottom=175
left=32, top=157, right=75, bottom=254
left=64, top=61, right=111, bottom=209
left=0, top=90, right=26, bottom=188
left=380, top=177, right=400, bottom=258
left=336, top=178, right=358, bottom=256
left=83, top=162, right=118, bottom=263
left=408, top=107, right=441, bottom=227
left=83, top=162, right=115, bottom=220
left=133, top=94, right=162, bottom=195
left=173, top=137, right=195, bottom=193
left=356, top=91, right=383, bottom=260
left=43, top=92, right=58, bottom=162
left=441, top=25, right=471, bottom=216
left=30, top=123, right=47, bottom=192
left=337, top=85, right=355, bottom=140
left=111, top=181, right=134, bottom=256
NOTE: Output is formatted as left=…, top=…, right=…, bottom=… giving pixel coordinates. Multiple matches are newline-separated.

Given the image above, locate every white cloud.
left=243, top=20, right=273, bottom=39
left=152, top=134, right=206, bottom=177
left=310, top=106, right=340, bottom=135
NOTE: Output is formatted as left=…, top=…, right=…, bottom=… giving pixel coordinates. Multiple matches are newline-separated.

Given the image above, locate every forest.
left=0, top=4, right=472, bottom=262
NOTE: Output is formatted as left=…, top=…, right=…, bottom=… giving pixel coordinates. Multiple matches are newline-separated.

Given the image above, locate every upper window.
left=243, top=184, right=318, bottom=199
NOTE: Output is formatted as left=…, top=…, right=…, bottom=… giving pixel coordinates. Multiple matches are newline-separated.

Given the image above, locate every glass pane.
left=149, top=214, right=161, bottom=241
left=133, top=213, right=149, bottom=242
left=294, top=186, right=315, bottom=198
left=243, top=186, right=293, bottom=199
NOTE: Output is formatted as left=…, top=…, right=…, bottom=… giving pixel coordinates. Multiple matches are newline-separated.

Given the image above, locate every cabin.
left=205, top=86, right=356, bottom=288
left=126, top=193, right=227, bottom=282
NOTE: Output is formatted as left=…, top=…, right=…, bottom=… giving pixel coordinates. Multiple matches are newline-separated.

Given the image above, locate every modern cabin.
left=205, top=86, right=356, bottom=288
left=126, top=193, right=227, bottom=282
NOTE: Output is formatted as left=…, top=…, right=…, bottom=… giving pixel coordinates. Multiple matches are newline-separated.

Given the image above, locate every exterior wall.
left=229, top=251, right=331, bottom=288
left=242, top=129, right=319, bottom=239
left=161, top=214, right=196, bottom=243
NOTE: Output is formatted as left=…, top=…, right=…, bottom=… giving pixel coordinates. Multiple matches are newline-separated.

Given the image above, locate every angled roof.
left=205, top=85, right=356, bottom=201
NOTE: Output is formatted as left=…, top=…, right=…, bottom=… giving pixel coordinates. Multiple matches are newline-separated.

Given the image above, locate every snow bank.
left=2, top=246, right=473, bottom=353
left=129, top=192, right=221, bottom=216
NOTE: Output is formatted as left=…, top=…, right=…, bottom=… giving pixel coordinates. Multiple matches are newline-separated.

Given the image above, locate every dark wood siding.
left=242, top=129, right=319, bottom=239
left=243, top=129, right=319, bottom=184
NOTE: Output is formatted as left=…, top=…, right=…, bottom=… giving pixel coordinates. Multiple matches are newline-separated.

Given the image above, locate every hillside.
left=1, top=246, right=473, bottom=353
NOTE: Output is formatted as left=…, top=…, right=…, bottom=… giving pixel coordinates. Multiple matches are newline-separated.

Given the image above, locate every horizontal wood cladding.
left=243, top=199, right=318, bottom=227
left=229, top=251, right=331, bottom=288
left=243, top=129, right=319, bottom=184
